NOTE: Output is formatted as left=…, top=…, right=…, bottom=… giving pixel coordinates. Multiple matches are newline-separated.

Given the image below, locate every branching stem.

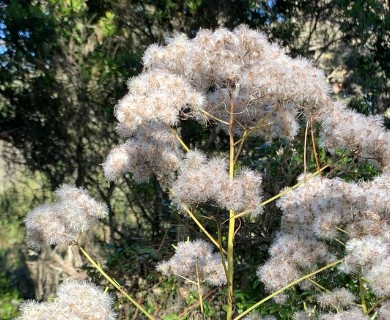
left=310, top=116, right=321, bottom=171
left=366, top=295, right=389, bottom=315
left=195, top=259, right=204, bottom=314
left=233, top=164, right=330, bottom=220
left=76, top=244, right=155, bottom=320
left=234, top=259, right=344, bottom=320
left=169, top=127, right=190, bottom=152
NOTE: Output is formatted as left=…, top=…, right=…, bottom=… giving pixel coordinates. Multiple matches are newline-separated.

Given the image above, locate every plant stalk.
left=359, top=272, right=368, bottom=314
left=195, top=259, right=204, bottom=314
left=227, top=92, right=236, bottom=320
left=234, top=259, right=344, bottom=320
left=76, top=244, right=155, bottom=320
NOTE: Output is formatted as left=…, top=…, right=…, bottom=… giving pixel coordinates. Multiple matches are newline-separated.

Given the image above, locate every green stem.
left=169, top=127, right=190, bottom=152
left=366, top=296, right=389, bottom=315
left=234, top=259, right=344, bottom=320
left=168, top=188, right=226, bottom=254
left=335, top=226, right=349, bottom=235
left=233, top=100, right=284, bottom=146
left=217, top=223, right=229, bottom=280
left=185, top=203, right=227, bottom=255
left=307, top=278, right=331, bottom=292
left=195, top=259, right=204, bottom=314
left=359, top=273, right=368, bottom=314
left=227, top=93, right=236, bottom=320
left=227, top=209, right=235, bottom=320
left=233, top=164, right=330, bottom=220
left=76, top=245, right=155, bottom=320
left=199, top=108, right=230, bottom=125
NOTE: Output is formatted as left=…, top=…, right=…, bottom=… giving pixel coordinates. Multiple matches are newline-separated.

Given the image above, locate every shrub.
left=21, top=26, right=390, bottom=319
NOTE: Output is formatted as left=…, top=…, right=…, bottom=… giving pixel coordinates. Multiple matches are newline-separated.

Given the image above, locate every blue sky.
left=0, top=22, right=6, bottom=54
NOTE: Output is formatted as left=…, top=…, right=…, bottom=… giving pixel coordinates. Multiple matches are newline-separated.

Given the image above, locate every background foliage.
left=0, top=0, right=389, bottom=318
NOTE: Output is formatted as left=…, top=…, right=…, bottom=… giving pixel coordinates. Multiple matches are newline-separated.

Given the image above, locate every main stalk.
left=227, top=92, right=236, bottom=320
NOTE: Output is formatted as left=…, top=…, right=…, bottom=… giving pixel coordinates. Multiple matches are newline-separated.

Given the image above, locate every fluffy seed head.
left=365, top=257, right=390, bottom=296
left=317, top=288, right=356, bottom=310
left=342, top=236, right=389, bottom=274
left=157, top=239, right=227, bottom=286
left=242, top=312, right=277, bottom=320
left=25, top=185, right=107, bottom=250
left=56, top=280, right=116, bottom=320
left=172, top=151, right=262, bottom=216
left=17, top=281, right=116, bottom=320
left=318, top=308, right=369, bottom=320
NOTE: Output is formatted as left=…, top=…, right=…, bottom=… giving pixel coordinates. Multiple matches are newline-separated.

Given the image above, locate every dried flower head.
left=172, top=150, right=263, bottom=216
left=25, top=185, right=108, bottom=250
left=365, top=257, right=390, bottom=297
left=17, top=281, right=116, bottom=320
left=293, top=310, right=317, bottom=320
left=318, top=102, right=390, bottom=170
left=157, top=239, right=227, bottom=286
left=114, top=71, right=205, bottom=135
left=378, top=301, right=390, bottom=320
left=17, top=301, right=72, bottom=320
left=260, top=168, right=390, bottom=306
left=342, top=236, right=389, bottom=274
left=103, top=123, right=182, bottom=184
left=102, top=26, right=390, bottom=315
left=317, top=288, right=355, bottom=310
left=318, top=307, right=369, bottom=320
left=56, top=280, right=116, bottom=320
left=242, top=312, right=277, bottom=320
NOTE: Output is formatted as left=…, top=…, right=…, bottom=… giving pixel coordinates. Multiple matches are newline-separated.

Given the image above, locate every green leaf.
left=162, top=313, right=180, bottom=320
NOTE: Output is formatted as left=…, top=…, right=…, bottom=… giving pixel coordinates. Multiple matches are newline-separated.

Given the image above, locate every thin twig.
left=233, top=164, right=330, bottom=220
left=157, top=228, right=169, bottom=252
left=169, top=127, right=190, bottom=152
left=310, top=117, right=321, bottom=171
left=75, top=244, right=155, bottom=320
left=234, top=259, right=344, bottom=320
left=307, top=278, right=331, bottom=293
left=168, top=189, right=227, bottom=255
left=365, top=296, right=390, bottom=315
left=217, top=223, right=229, bottom=281
left=178, top=287, right=221, bottom=318
left=195, top=259, right=204, bottom=314
left=304, top=120, right=309, bottom=176
left=199, top=108, right=230, bottom=125
left=359, top=271, right=368, bottom=314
